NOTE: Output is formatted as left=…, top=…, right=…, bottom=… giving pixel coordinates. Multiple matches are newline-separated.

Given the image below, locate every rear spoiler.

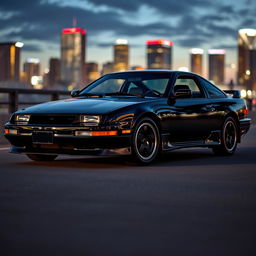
left=223, top=90, right=241, bottom=98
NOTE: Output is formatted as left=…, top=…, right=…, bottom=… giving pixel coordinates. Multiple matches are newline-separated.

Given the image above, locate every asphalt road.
left=0, top=127, right=256, bottom=256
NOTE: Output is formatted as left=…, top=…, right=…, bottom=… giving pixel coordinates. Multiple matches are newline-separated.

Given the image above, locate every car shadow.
left=13, top=145, right=256, bottom=170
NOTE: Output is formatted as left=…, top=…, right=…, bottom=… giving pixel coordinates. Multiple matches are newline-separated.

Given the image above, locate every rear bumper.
left=239, top=118, right=251, bottom=135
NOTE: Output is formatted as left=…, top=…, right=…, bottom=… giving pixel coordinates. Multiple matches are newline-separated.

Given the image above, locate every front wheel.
left=26, top=154, right=58, bottom=161
left=131, top=118, right=161, bottom=165
left=212, top=117, right=238, bottom=156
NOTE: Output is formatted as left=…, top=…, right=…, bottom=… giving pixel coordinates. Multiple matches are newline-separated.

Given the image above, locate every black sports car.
left=4, top=70, right=251, bottom=164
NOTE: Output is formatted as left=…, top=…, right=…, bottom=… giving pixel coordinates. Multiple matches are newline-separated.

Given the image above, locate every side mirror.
left=71, top=89, right=80, bottom=97
left=174, top=88, right=192, bottom=98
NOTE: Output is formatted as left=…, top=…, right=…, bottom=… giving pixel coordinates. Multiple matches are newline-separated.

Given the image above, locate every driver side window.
left=174, top=77, right=204, bottom=98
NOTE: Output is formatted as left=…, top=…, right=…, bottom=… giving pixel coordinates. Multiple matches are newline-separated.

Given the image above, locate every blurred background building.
left=23, top=58, right=40, bottom=86
left=102, top=62, right=114, bottom=75
left=238, top=28, right=256, bottom=91
left=85, top=62, right=100, bottom=84
left=113, top=39, right=129, bottom=72
left=0, top=42, right=23, bottom=82
left=146, top=39, right=173, bottom=69
left=48, top=58, right=60, bottom=88
left=208, top=49, right=226, bottom=85
left=60, top=27, right=86, bottom=89
left=190, top=48, right=203, bottom=76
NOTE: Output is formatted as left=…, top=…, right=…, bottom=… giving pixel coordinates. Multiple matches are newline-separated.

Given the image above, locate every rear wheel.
left=26, top=154, right=58, bottom=161
left=212, top=117, right=238, bottom=156
left=131, top=118, right=161, bottom=164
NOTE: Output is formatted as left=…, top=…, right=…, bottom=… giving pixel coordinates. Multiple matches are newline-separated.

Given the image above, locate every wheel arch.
left=224, top=111, right=241, bottom=142
left=133, top=112, right=162, bottom=132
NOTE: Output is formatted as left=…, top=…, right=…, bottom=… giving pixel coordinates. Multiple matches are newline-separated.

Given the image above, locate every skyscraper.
left=113, top=39, right=129, bottom=72
left=238, top=28, right=256, bottom=90
left=49, top=58, right=60, bottom=87
left=190, top=48, right=203, bottom=76
left=60, top=27, right=86, bottom=89
left=23, top=58, right=40, bottom=85
left=0, top=42, right=23, bottom=81
left=146, top=39, right=173, bottom=69
left=208, top=49, right=225, bottom=85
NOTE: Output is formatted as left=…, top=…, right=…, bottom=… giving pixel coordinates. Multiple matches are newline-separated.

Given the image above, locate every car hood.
left=17, top=97, right=154, bottom=115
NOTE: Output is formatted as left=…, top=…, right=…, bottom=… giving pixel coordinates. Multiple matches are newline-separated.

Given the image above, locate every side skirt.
left=161, top=130, right=221, bottom=152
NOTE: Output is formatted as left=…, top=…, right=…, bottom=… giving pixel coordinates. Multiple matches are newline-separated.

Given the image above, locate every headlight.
left=80, top=115, right=100, bottom=126
left=15, top=114, right=30, bottom=125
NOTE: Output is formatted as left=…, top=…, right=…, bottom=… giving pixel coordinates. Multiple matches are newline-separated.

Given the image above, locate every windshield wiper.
left=80, top=93, right=103, bottom=97
left=104, top=92, right=144, bottom=97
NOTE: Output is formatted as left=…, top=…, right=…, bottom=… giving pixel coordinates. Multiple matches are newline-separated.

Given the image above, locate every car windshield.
left=79, top=73, right=171, bottom=97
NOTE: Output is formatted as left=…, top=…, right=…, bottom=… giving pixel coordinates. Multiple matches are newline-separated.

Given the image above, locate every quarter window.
left=199, top=78, right=226, bottom=98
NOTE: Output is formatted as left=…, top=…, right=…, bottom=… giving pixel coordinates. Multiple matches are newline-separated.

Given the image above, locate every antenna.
left=72, top=17, right=77, bottom=27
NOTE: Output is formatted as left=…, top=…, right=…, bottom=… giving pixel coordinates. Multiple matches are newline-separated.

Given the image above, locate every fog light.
left=75, top=130, right=118, bottom=136
left=9, top=129, right=18, bottom=135
left=75, top=131, right=91, bottom=136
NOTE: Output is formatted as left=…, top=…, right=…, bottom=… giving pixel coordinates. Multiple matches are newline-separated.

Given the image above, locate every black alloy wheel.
left=212, top=117, right=238, bottom=156
left=132, top=117, right=160, bottom=164
left=26, top=154, right=58, bottom=161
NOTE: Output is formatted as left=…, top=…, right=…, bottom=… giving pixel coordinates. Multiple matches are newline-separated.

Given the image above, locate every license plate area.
left=32, top=131, right=53, bottom=144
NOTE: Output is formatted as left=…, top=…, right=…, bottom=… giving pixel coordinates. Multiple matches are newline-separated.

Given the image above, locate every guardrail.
left=0, top=88, right=70, bottom=113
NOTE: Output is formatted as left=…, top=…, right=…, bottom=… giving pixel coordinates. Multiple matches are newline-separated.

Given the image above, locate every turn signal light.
left=122, top=130, right=131, bottom=134
left=4, top=129, right=9, bottom=134
left=91, top=131, right=118, bottom=136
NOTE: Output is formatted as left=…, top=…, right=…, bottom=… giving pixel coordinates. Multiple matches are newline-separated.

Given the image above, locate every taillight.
left=244, top=107, right=248, bottom=117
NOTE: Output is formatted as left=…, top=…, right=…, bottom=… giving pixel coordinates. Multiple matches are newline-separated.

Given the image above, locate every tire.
left=212, top=117, right=238, bottom=156
left=131, top=117, right=161, bottom=164
left=26, top=154, right=58, bottom=161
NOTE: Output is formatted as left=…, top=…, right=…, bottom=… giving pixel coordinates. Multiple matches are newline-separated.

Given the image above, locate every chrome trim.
left=7, top=125, right=95, bottom=130
left=54, top=134, right=74, bottom=137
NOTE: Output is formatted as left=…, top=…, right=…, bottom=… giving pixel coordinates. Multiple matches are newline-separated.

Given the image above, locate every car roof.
left=110, top=70, right=198, bottom=76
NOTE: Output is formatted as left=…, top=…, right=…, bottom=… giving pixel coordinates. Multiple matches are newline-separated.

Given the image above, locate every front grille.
left=29, top=115, right=77, bottom=125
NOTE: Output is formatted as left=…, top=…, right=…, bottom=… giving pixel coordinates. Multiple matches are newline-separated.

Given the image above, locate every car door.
left=165, top=74, right=214, bottom=142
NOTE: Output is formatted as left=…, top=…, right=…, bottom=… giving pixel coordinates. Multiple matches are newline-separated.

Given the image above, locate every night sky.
left=0, top=0, right=255, bottom=81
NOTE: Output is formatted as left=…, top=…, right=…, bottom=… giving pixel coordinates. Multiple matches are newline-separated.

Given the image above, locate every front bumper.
left=4, top=124, right=132, bottom=156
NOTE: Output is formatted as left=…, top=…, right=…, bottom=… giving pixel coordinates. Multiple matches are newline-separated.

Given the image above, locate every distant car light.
left=80, top=115, right=100, bottom=126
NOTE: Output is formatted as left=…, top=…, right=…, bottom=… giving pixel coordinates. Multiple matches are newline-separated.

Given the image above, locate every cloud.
left=0, top=0, right=254, bottom=52
left=176, top=37, right=209, bottom=48
left=212, top=43, right=236, bottom=50
left=23, top=43, right=43, bottom=52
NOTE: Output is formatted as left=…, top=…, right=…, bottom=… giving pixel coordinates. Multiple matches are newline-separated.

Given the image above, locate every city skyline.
left=0, top=0, right=255, bottom=83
